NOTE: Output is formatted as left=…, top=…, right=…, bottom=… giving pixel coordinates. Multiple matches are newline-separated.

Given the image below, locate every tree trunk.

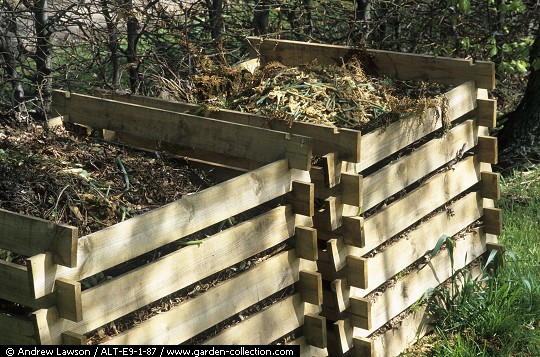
left=100, top=0, right=120, bottom=89
left=32, top=0, right=53, bottom=117
left=252, top=0, right=270, bottom=36
left=0, top=6, right=25, bottom=106
left=125, top=1, right=140, bottom=93
left=498, top=27, right=540, bottom=162
left=206, top=0, right=225, bottom=62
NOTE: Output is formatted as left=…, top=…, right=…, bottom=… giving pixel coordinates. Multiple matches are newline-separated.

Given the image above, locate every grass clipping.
left=179, top=56, right=450, bottom=133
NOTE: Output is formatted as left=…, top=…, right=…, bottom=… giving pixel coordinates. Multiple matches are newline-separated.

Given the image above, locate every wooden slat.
left=97, top=91, right=362, bottom=162
left=0, top=208, right=77, bottom=268
left=62, top=331, right=86, bottom=345
left=0, top=260, right=54, bottom=309
left=304, top=314, right=327, bottom=349
left=351, top=155, right=481, bottom=257
left=203, top=293, right=320, bottom=345
left=352, top=119, right=478, bottom=215
left=478, top=136, right=498, bottom=164
left=298, top=270, right=323, bottom=305
left=323, top=192, right=485, bottom=316
left=314, top=173, right=363, bottom=206
left=350, top=191, right=484, bottom=293
left=342, top=216, right=364, bottom=247
left=351, top=228, right=487, bottom=334
left=476, top=98, right=497, bottom=128
left=99, top=250, right=311, bottom=345
left=481, top=171, right=501, bottom=200
left=0, top=312, right=36, bottom=345
left=0, top=260, right=33, bottom=305
left=352, top=306, right=431, bottom=357
left=347, top=256, right=368, bottom=289
left=53, top=91, right=312, bottom=170
left=322, top=153, right=340, bottom=187
left=484, top=207, right=502, bottom=235
left=33, top=205, right=298, bottom=344
left=55, top=278, right=82, bottom=322
left=358, top=81, right=477, bottom=171
left=28, top=159, right=293, bottom=298
left=341, top=173, right=363, bottom=207
left=115, top=131, right=267, bottom=171
left=247, top=37, right=495, bottom=89
left=290, top=181, right=315, bottom=217
left=295, top=226, right=318, bottom=261
left=327, top=318, right=354, bottom=356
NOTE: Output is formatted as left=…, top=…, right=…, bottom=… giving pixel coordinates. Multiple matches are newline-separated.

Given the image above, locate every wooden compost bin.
left=0, top=98, right=327, bottom=354
left=92, top=37, right=502, bottom=356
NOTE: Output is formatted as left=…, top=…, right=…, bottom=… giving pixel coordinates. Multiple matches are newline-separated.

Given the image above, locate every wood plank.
left=53, top=91, right=312, bottom=171
left=341, top=173, right=363, bottom=207
left=115, top=131, right=267, bottom=171
left=0, top=312, right=36, bottom=345
left=357, top=81, right=477, bottom=171
left=484, top=208, right=502, bottom=235
left=99, top=250, right=311, bottom=345
left=295, top=227, right=318, bottom=261
left=318, top=157, right=482, bottom=281
left=298, top=270, right=323, bottom=305
left=342, top=216, right=364, bottom=247
left=290, top=181, right=315, bottom=217
left=352, top=155, right=481, bottom=257
left=478, top=136, right=498, bottom=164
left=326, top=318, right=354, bottom=356
left=352, top=306, right=431, bottom=357
left=304, top=314, right=327, bottom=349
left=476, top=98, right=497, bottom=128
left=55, top=278, right=82, bottom=322
left=352, top=263, right=483, bottom=357
left=350, top=191, right=484, bottom=293
left=203, top=293, right=320, bottom=345
left=314, top=196, right=343, bottom=232
left=314, top=172, right=363, bottom=206
left=28, top=159, right=293, bottom=298
left=481, top=171, right=501, bottom=200
left=0, top=208, right=77, bottom=268
left=351, top=228, right=487, bottom=334
left=62, top=331, right=86, bottom=345
left=98, top=251, right=313, bottom=345
left=0, top=260, right=33, bottom=305
left=347, top=256, right=368, bottom=289
left=33, top=206, right=298, bottom=344
left=247, top=37, right=495, bottom=89
left=322, top=153, right=340, bottom=188
left=352, top=119, right=478, bottom=215
left=97, top=91, right=362, bottom=162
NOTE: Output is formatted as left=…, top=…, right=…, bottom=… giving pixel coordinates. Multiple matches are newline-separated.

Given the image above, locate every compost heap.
left=181, top=56, right=449, bottom=132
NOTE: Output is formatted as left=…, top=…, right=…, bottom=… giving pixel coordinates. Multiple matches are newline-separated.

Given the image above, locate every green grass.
left=414, top=164, right=540, bottom=356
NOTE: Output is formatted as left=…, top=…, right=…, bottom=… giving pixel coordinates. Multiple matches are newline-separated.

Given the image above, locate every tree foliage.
left=0, top=0, right=538, bottom=121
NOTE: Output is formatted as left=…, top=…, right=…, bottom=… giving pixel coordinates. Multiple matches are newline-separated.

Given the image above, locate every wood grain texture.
left=203, top=293, right=320, bottom=345
left=28, top=160, right=293, bottom=298
left=0, top=208, right=77, bottom=268
left=247, top=37, right=495, bottom=89
left=97, top=90, right=362, bottom=162
left=358, top=81, right=477, bottom=171
left=100, top=250, right=310, bottom=345
left=53, top=91, right=312, bottom=170
left=33, top=206, right=298, bottom=344
left=0, top=312, right=36, bottom=345
left=352, top=228, right=488, bottom=334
